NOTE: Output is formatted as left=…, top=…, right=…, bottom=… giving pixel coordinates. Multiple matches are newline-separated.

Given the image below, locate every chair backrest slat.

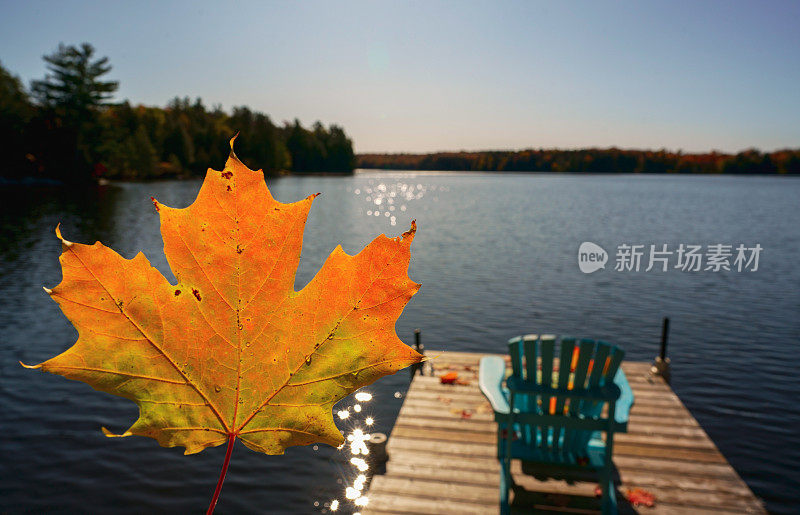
left=508, top=334, right=625, bottom=456
left=572, top=339, right=595, bottom=393
left=553, top=338, right=575, bottom=451
left=538, top=335, right=556, bottom=451
left=604, top=342, right=625, bottom=382
left=508, top=336, right=523, bottom=380
left=587, top=342, right=611, bottom=390
left=523, top=334, right=538, bottom=382
left=563, top=339, right=596, bottom=453
left=554, top=338, right=574, bottom=414
left=569, top=340, right=612, bottom=451
left=540, top=336, right=555, bottom=388
left=519, top=334, right=538, bottom=446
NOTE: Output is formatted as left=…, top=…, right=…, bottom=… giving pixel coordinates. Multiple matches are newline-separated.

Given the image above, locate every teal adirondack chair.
left=479, top=334, right=634, bottom=514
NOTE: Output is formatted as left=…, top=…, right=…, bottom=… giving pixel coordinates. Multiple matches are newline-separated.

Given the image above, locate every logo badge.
left=578, top=242, right=607, bottom=274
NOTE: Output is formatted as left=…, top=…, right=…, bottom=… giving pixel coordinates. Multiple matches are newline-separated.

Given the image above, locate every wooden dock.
left=363, top=351, right=765, bottom=514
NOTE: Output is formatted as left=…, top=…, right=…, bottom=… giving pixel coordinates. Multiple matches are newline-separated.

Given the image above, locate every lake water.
left=2, top=171, right=799, bottom=513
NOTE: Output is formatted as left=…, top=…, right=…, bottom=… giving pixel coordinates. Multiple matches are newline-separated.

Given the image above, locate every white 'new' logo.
left=578, top=242, right=607, bottom=274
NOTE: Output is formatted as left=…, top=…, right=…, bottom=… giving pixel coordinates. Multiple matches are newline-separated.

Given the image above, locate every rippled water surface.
left=2, top=171, right=799, bottom=513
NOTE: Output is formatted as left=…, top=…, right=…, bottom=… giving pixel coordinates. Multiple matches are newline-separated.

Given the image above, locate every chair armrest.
left=613, top=368, right=635, bottom=427
left=479, top=356, right=510, bottom=414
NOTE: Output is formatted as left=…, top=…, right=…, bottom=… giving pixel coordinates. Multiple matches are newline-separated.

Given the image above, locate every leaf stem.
left=206, top=433, right=236, bottom=515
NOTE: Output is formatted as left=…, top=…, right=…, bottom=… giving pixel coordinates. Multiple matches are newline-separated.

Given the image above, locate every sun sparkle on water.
left=325, top=390, right=379, bottom=513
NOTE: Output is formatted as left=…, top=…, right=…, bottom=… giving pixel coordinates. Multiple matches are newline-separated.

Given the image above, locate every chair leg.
left=599, top=470, right=617, bottom=515
left=502, top=398, right=515, bottom=515
left=500, top=457, right=511, bottom=515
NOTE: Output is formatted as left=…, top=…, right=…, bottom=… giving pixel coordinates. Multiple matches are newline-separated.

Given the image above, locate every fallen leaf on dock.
left=625, top=487, right=656, bottom=507
left=440, top=371, right=459, bottom=384
left=475, top=402, right=492, bottom=414
left=449, top=407, right=474, bottom=418
left=437, top=396, right=452, bottom=405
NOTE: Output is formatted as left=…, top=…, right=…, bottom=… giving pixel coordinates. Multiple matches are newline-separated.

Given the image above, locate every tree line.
left=1, top=43, right=355, bottom=183
left=358, top=147, right=800, bottom=175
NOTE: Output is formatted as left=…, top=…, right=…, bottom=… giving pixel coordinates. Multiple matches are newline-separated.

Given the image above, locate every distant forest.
left=4, top=44, right=797, bottom=182
left=1, top=43, right=355, bottom=183
left=358, top=147, right=800, bottom=174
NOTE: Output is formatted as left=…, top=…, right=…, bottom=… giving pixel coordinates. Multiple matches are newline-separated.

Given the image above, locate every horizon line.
left=355, top=145, right=800, bottom=157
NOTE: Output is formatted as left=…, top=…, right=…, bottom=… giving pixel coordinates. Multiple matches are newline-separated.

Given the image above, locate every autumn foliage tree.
left=27, top=43, right=119, bottom=181
left=0, top=61, right=34, bottom=178
left=358, top=147, right=800, bottom=174
left=0, top=43, right=357, bottom=182
left=31, top=43, right=118, bottom=120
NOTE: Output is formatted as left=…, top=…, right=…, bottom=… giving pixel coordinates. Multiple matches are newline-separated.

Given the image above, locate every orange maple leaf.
left=25, top=140, right=423, bottom=460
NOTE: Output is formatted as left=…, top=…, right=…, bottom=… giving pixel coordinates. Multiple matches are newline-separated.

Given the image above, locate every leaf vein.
left=65, top=247, right=231, bottom=433
left=237, top=251, right=407, bottom=432
left=174, top=229, right=236, bottom=311
left=44, top=366, right=187, bottom=384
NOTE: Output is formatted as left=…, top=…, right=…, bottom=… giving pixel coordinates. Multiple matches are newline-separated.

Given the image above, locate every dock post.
left=366, top=432, right=388, bottom=464
left=650, top=317, right=671, bottom=382
left=411, top=328, right=424, bottom=378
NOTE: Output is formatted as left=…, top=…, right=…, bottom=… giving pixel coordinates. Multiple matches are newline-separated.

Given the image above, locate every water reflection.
left=5, top=173, right=798, bottom=512
left=322, top=388, right=375, bottom=513
left=0, top=184, right=123, bottom=269
left=350, top=178, right=447, bottom=226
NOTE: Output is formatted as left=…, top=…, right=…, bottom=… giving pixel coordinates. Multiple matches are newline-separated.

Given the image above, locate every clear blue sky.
left=1, top=0, right=798, bottom=153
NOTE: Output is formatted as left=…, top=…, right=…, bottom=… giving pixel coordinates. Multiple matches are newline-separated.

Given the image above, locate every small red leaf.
left=440, top=371, right=458, bottom=384
left=626, top=487, right=656, bottom=507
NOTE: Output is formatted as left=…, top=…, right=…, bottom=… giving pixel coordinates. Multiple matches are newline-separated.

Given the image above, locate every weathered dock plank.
left=362, top=351, right=764, bottom=514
